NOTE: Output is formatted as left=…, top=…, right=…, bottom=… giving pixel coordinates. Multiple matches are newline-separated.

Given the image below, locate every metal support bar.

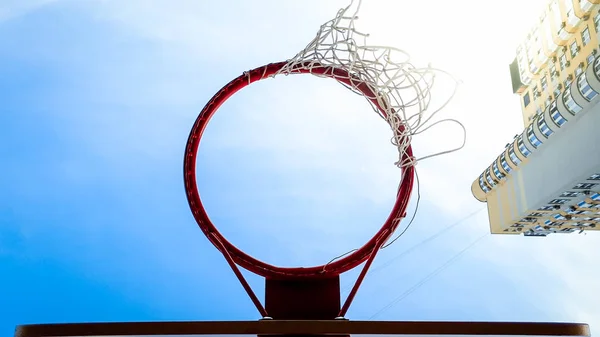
left=211, top=233, right=269, bottom=318
left=338, top=230, right=389, bottom=318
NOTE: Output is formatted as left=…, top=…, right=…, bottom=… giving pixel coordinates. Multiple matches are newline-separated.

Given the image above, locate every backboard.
left=15, top=320, right=591, bottom=337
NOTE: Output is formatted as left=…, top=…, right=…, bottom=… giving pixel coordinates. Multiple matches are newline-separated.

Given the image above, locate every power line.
left=368, top=232, right=489, bottom=320
left=342, top=206, right=486, bottom=293
left=373, top=207, right=485, bottom=274
left=328, top=169, right=422, bottom=275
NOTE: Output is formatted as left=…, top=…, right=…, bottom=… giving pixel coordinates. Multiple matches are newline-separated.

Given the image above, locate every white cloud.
left=0, top=0, right=57, bottom=23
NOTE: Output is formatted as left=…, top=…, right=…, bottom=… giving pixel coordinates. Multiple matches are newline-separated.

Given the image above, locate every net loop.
left=269, top=0, right=463, bottom=169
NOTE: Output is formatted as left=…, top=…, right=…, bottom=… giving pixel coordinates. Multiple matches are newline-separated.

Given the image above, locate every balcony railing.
left=580, top=0, right=594, bottom=12
left=567, top=12, right=581, bottom=27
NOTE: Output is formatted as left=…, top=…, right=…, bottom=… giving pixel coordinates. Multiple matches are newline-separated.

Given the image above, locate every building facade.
left=472, top=0, right=600, bottom=236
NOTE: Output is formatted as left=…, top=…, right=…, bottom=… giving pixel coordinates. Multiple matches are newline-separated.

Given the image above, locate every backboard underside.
left=15, top=320, right=591, bottom=337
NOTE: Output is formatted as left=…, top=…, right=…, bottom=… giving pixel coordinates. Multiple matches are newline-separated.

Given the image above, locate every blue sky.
left=1, top=1, right=599, bottom=336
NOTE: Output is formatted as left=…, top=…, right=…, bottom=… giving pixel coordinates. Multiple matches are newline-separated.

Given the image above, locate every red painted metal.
left=210, top=234, right=268, bottom=317
left=265, top=276, right=341, bottom=320
left=338, top=227, right=390, bottom=318
left=184, top=61, right=415, bottom=279
left=16, top=320, right=592, bottom=337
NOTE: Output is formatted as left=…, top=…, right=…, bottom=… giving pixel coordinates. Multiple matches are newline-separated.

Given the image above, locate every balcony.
left=567, top=12, right=581, bottom=28
left=558, top=25, right=571, bottom=41
left=543, top=21, right=559, bottom=53
left=580, top=0, right=594, bottom=12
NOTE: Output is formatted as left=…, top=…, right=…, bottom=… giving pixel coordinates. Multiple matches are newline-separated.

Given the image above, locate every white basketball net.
left=274, top=0, right=465, bottom=169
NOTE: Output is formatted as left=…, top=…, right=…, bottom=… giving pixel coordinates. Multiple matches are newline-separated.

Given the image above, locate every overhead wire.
left=368, top=231, right=490, bottom=320
left=375, top=206, right=485, bottom=272
left=324, top=168, right=420, bottom=271
left=341, top=193, right=485, bottom=293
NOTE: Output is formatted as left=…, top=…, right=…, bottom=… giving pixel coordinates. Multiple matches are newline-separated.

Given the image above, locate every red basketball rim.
left=184, top=61, right=415, bottom=279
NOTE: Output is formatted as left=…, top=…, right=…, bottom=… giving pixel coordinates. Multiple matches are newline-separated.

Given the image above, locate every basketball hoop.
left=184, top=61, right=415, bottom=279
left=184, top=0, right=462, bottom=320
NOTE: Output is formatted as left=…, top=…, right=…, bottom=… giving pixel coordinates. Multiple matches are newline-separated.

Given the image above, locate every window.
left=563, top=87, right=583, bottom=114
left=592, top=192, right=600, bottom=200
left=527, top=124, right=542, bottom=148
left=492, top=161, right=505, bottom=180
left=549, top=101, right=567, bottom=126
left=554, top=86, right=561, bottom=97
left=554, top=214, right=567, bottom=220
left=573, top=183, right=598, bottom=189
left=588, top=54, right=595, bottom=66
left=541, top=74, right=548, bottom=91
left=532, top=85, right=539, bottom=98
left=588, top=173, right=600, bottom=180
left=595, top=58, right=600, bottom=80
left=565, top=0, right=574, bottom=18
left=528, top=212, right=545, bottom=217
left=550, top=198, right=569, bottom=204
left=500, top=154, right=511, bottom=173
left=508, top=147, right=521, bottom=165
left=529, top=60, right=538, bottom=74
left=523, top=92, right=531, bottom=107
left=479, top=174, right=490, bottom=193
left=595, top=12, right=600, bottom=33
left=559, top=52, right=568, bottom=70
left=577, top=73, right=598, bottom=101
left=575, top=67, right=583, bottom=77
left=570, top=41, right=579, bottom=58
left=581, top=27, right=591, bottom=46
left=517, top=137, right=531, bottom=157
left=560, top=191, right=580, bottom=197
left=578, top=201, right=593, bottom=208
left=485, top=168, right=495, bottom=187
left=538, top=205, right=558, bottom=211
left=537, top=117, right=554, bottom=138
left=535, top=107, right=543, bottom=116
left=525, top=231, right=548, bottom=237
left=550, top=64, right=558, bottom=80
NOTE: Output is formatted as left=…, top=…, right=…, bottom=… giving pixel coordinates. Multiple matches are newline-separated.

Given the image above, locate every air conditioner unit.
left=562, top=46, right=568, bottom=52
left=552, top=56, right=557, bottom=62
left=558, top=83, right=563, bottom=89
left=583, top=190, right=593, bottom=195
left=567, top=74, right=574, bottom=80
left=593, top=49, right=598, bottom=55
left=561, top=22, right=566, bottom=28
left=566, top=61, right=571, bottom=67
left=583, top=14, right=590, bottom=20
left=536, top=92, right=542, bottom=97
left=579, top=62, right=585, bottom=68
